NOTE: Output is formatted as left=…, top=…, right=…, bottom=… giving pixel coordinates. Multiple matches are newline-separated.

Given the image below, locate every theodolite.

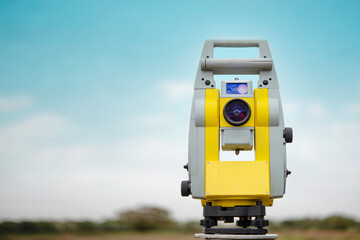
left=181, top=40, right=293, bottom=235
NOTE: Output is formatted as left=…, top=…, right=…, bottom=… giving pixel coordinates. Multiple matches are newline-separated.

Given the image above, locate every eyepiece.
left=223, top=99, right=251, bottom=126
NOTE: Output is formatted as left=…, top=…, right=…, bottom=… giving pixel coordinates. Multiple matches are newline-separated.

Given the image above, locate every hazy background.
left=0, top=0, right=359, bottom=222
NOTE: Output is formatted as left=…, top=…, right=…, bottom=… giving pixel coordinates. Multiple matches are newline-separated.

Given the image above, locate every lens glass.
left=224, top=100, right=249, bottom=124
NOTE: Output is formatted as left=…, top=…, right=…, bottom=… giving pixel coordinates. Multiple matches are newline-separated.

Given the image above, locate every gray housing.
left=187, top=40, right=289, bottom=199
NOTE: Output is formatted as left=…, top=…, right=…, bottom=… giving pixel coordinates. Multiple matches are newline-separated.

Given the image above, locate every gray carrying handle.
left=194, top=39, right=278, bottom=89
left=202, top=40, right=272, bottom=59
left=214, top=40, right=264, bottom=47
left=201, top=58, right=272, bottom=75
left=199, top=40, right=273, bottom=75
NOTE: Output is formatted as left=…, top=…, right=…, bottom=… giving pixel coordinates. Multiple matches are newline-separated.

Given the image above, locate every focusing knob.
left=283, top=127, right=293, bottom=143
left=181, top=181, right=191, bottom=197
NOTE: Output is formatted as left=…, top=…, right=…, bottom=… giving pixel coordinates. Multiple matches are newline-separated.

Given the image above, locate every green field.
left=2, top=230, right=360, bottom=240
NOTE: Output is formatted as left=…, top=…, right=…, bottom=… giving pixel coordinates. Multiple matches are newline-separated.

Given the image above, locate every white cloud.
left=308, top=102, right=327, bottom=118
left=0, top=96, right=32, bottom=111
left=283, top=100, right=334, bottom=127
left=132, top=113, right=172, bottom=126
left=0, top=111, right=191, bottom=220
left=267, top=117, right=360, bottom=220
left=258, top=98, right=360, bottom=220
left=1, top=97, right=360, bottom=222
left=0, top=113, right=71, bottom=140
left=0, top=113, right=72, bottom=158
left=0, top=113, right=73, bottom=157
left=345, top=101, right=360, bottom=115
left=161, top=81, right=193, bottom=100
left=283, top=100, right=301, bottom=117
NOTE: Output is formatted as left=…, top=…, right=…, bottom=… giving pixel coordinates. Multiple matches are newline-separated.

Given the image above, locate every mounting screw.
left=263, top=80, right=269, bottom=85
left=205, top=80, right=211, bottom=85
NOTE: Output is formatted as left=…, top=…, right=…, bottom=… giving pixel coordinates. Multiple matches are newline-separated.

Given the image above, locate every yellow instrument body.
left=202, top=88, right=273, bottom=207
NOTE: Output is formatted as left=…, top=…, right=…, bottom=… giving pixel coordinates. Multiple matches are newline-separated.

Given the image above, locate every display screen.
left=226, top=83, right=248, bottom=95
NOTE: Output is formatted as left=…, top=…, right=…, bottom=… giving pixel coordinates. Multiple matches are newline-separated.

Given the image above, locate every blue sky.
left=0, top=0, right=360, bottom=221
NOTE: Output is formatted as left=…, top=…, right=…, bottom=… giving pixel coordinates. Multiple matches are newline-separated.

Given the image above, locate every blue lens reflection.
left=225, top=101, right=248, bottom=123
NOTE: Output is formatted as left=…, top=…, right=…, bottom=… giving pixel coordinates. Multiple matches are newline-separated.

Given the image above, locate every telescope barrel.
left=201, top=58, right=273, bottom=75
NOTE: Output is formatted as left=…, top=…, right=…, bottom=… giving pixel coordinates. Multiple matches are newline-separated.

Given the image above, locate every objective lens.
left=223, top=99, right=251, bottom=126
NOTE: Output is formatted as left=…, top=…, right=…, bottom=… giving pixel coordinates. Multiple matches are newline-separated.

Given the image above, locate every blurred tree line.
left=0, top=206, right=359, bottom=235
left=0, top=206, right=199, bottom=235
left=270, top=215, right=360, bottom=231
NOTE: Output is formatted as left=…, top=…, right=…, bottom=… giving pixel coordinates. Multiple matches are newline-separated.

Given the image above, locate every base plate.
left=204, top=228, right=267, bottom=235
left=194, top=233, right=278, bottom=240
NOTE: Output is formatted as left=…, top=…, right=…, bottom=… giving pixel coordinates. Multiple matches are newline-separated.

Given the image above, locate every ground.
left=2, top=230, right=360, bottom=240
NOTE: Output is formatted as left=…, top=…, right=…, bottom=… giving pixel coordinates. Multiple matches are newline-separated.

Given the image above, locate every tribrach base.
left=200, top=201, right=269, bottom=235
left=204, top=228, right=267, bottom=235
